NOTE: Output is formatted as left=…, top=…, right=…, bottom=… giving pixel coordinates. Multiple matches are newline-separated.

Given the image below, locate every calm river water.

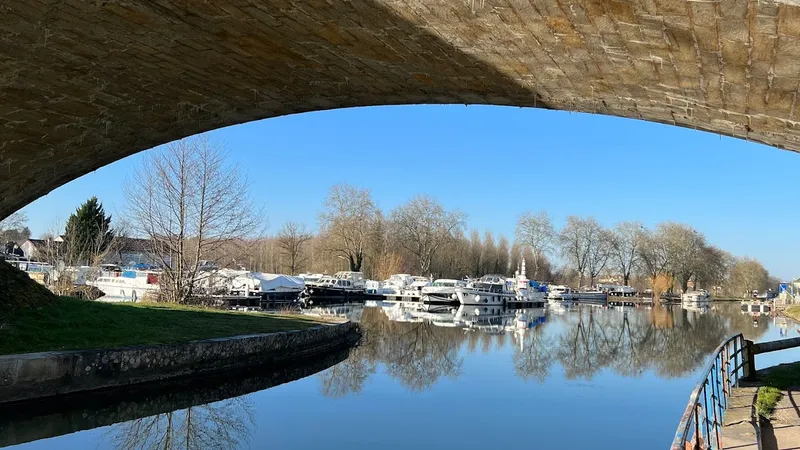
left=5, top=302, right=800, bottom=450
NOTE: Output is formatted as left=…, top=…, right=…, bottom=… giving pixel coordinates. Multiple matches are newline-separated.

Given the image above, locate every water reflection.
left=318, top=302, right=771, bottom=397
left=0, top=348, right=350, bottom=448
left=105, top=398, right=254, bottom=450
left=3, top=301, right=780, bottom=450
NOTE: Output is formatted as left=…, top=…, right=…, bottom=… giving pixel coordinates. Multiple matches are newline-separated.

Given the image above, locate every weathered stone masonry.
left=0, top=321, right=361, bottom=404
left=2, top=0, right=800, bottom=217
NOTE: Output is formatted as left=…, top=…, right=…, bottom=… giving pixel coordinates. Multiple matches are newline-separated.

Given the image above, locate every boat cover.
left=251, top=273, right=305, bottom=292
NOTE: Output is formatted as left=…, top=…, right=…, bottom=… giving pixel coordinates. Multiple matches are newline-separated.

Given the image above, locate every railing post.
left=743, top=340, right=756, bottom=381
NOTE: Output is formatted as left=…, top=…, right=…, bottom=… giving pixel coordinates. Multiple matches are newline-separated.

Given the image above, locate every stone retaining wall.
left=0, top=321, right=360, bottom=405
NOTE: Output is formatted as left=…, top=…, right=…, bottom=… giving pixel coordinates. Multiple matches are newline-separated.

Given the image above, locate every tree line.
left=237, top=186, right=777, bottom=298
left=0, top=134, right=779, bottom=302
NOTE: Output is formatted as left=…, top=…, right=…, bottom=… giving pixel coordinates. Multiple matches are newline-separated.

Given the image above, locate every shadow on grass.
left=0, top=297, right=324, bottom=355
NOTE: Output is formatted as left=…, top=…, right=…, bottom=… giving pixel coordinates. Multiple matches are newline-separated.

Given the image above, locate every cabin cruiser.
left=596, top=284, right=636, bottom=297
left=365, top=274, right=430, bottom=300
left=456, top=274, right=516, bottom=306
left=299, top=271, right=366, bottom=307
left=88, top=269, right=160, bottom=302
left=421, top=279, right=466, bottom=303
left=574, top=289, right=608, bottom=302
left=681, top=289, right=711, bottom=305
left=547, top=285, right=575, bottom=301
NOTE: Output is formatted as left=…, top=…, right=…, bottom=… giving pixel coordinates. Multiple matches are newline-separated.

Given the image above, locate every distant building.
left=21, top=236, right=160, bottom=267
left=21, top=237, right=65, bottom=261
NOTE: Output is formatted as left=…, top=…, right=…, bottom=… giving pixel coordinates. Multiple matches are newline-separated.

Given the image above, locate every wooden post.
left=743, top=340, right=756, bottom=381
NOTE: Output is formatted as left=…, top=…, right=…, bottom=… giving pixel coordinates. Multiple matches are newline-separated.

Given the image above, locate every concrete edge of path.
left=721, top=386, right=761, bottom=450
left=0, top=321, right=361, bottom=405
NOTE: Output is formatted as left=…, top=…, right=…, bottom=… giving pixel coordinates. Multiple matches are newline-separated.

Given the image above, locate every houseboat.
left=88, top=269, right=160, bottom=302
left=421, top=278, right=466, bottom=303
left=681, top=289, right=711, bottom=305
left=455, top=275, right=516, bottom=306
left=299, top=271, right=366, bottom=307
left=547, top=285, right=575, bottom=301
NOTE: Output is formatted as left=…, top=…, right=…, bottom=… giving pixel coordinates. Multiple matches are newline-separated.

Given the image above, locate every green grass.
left=756, top=386, right=783, bottom=419
left=754, top=361, right=800, bottom=419
left=784, top=306, right=800, bottom=322
left=0, top=297, right=326, bottom=355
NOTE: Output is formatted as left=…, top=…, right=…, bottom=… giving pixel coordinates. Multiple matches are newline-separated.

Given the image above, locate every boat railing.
left=670, top=333, right=746, bottom=450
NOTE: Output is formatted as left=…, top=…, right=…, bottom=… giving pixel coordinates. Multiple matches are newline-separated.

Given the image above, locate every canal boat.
left=299, top=271, right=366, bottom=307
left=547, top=284, right=575, bottom=301
left=88, top=269, right=160, bottom=302
left=681, top=289, right=710, bottom=305
left=574, top=289, right=608, bottom=303
left=455, top=274, right=516, bottom=306
left=421, top=278, right=466, bottom=303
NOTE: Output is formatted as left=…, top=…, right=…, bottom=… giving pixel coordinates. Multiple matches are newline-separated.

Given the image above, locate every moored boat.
left=421, top=278, right=466, bottom=303
left=299, top=271, right=366, bottom=307
left=455, top=274, right=516, bottom=306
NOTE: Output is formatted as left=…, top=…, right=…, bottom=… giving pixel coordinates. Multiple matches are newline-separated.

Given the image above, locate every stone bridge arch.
left=2, top=0, right=800, bottom=217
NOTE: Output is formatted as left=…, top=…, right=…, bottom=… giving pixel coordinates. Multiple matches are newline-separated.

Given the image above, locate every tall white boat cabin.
left=88, top=268, right=160, bottom=302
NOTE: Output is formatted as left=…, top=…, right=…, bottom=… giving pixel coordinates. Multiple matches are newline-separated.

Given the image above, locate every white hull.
left=548, top=293, right=575, bottom=301
left=93, top=284, right=157, bottom=302
left=456, top=288, right=513, bottom=305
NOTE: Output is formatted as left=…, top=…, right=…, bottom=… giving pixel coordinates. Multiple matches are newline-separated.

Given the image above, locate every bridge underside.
left=2, top=0, right=800, bottom=217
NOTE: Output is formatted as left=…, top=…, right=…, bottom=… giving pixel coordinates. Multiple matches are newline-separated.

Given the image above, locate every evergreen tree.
left=64, top=197, right=114, bottom=265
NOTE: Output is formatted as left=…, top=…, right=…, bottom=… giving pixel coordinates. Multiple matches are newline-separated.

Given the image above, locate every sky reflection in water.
left=7, top=303, right=800, bottom=450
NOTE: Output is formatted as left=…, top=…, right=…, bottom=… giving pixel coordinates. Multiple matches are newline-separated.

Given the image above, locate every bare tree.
left=693, top=245, right=731, bottom=292
left=126, top=135, right=261, bottom=303
left=559, top=216, right=605, bottom=288
left=515, top=211, right=555, bottom=279
left=586, top=228, right=612, bottom=287
left=0, top=211, right=30, bottom=245
left=276, top=221, right=312, bottom=274
left=496, top=235, right=511, bottom=276
left=318, top=184, right=376, bottom=272
left=727, top=257, right=769, bottom=297
left=661, top=222, right=706, bottom=293
left=389, top=194, right=466, bottom=275
left=610, top=221, right=644, bottom=286
left=636, top=227, right=670, bottom=284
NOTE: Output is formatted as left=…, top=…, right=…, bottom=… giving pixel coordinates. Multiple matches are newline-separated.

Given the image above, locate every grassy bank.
left=0, top=297, right=325, bottom=356
left=755, top=362, right=800, bottom=419
left=783, top=306, right=800, bottom=322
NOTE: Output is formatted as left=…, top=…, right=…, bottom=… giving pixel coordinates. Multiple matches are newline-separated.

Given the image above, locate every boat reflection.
left=316, top=302, right=772, bottom=398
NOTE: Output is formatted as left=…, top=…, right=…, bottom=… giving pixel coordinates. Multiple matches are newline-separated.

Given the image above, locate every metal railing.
left=671, top=333, right=748, bottom=450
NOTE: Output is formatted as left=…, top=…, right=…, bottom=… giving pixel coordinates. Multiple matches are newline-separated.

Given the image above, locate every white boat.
left=547, top=285, right=575, bottom=301
left=455, top=274, right=516, bottom=306
left=596, top=284, right=636, bottom=297
left=421, top=278, right=466, bottom=303
left=89, top=269, right=160, bottom=302
left=299, top=271, right=366, bottom=306
left=197, top=269, right=304, bottom=300
left=682, top=289, right=710, bottom=304
left=508, top=259, right=547, bottom=303
left=574, top=289, right=608, bottom=302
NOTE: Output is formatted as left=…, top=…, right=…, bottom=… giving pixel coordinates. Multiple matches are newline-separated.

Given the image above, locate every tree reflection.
left=320, top=301, right=773, bottom=395
left=319, top=348, right=376, bottom=398
left=511, top=326, right=554, bottom=382
left=107, top=397, right=254, bottom=450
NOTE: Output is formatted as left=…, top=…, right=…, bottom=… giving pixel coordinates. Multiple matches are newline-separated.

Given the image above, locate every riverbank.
left=780, top=306, right=800, bottom=323
left=0, top=296, right=327, bottom=355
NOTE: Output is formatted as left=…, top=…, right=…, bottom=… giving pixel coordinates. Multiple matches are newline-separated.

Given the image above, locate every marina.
left=4, top=302, right=793, bottom=450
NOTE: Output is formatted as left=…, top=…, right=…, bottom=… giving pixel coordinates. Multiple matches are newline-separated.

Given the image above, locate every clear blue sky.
left=19, top=105, right=800, bottom=279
